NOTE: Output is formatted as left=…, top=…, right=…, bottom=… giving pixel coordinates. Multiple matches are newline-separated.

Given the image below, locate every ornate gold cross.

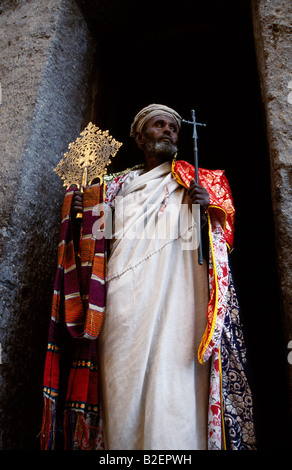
left=54, top=122, right=123, bottom=189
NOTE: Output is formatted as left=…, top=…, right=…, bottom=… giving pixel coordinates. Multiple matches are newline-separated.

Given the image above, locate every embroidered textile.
left=221, top=273, right=256, bottom=449
left=172, top=160, right=232, bottom=364
left=175, top=170, right=230, bottom=449
left=173, top=160, right=256, bottom=450
left=41, top=185, right=106, bottom=450
left=172, top=160, right=235, bottom=249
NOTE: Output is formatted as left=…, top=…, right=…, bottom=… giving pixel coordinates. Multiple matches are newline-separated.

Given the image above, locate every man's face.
left=135, top=115, right=179, bottom=158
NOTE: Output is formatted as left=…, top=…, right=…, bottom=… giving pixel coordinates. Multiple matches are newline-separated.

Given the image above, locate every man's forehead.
left=130, top=104, right=182, bottom=137
left=145, top=114, right=179, bottom=128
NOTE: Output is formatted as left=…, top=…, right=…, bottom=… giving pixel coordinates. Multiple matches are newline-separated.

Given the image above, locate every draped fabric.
left=173, top=160, right=256, bottom=449
left=172, top=160, right=235, bottom=250
left=41, top=160, right=256, bottom=450
left=221, top=273, right=256, bottom=450
left=99, top=162, right=210, bottom=450
left=41, top=184, right=106, bottom=450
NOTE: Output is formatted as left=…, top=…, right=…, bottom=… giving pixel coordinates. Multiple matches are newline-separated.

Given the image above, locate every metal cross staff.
left=182, top=110, right=206, bottom=265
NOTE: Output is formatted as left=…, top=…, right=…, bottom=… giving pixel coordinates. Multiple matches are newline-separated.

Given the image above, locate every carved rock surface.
left=0, top=0, right=93, bottom=448
left=252, top=0, right=292, bottom=416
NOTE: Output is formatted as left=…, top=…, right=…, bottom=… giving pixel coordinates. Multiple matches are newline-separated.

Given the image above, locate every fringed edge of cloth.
left=41, top=184, right=106, bottom=450
left=63, top=407, right=104, bottom=450
left=40, top=396, right=57, bottom=450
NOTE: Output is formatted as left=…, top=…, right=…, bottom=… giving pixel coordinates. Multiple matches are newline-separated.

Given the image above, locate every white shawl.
left=99, top=162, right=210, bottom=450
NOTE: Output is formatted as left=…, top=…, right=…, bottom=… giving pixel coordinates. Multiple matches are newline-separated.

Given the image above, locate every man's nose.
left=163, top=125, right=171, bottom=134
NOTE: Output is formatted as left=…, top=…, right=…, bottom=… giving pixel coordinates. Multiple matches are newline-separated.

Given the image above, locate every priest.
left=42, top=104, right=256, bottom=451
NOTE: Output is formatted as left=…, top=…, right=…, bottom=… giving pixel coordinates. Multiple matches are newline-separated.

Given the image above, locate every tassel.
left=64, top=409, right=105, bottom=450
left=74, top=413, right=90, bottom=450
left=40, top=396, right=57, bottom=450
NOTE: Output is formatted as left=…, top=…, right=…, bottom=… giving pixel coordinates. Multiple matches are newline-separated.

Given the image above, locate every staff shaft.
left=183, top=109, right=206, bottom=265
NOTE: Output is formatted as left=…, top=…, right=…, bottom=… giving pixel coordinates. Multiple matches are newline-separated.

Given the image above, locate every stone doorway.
left=79, top=0, right=289, bottom=449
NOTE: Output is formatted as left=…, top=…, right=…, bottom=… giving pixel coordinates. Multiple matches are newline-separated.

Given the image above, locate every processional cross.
left=54, top=122, right=123, bottom=217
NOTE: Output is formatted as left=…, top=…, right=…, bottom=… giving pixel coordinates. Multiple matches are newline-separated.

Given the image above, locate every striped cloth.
left=41, top=184, right=106, bottom=450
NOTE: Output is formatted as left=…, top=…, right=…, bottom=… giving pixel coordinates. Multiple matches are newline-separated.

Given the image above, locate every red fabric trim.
left=173, top=160, right=235, bottom=249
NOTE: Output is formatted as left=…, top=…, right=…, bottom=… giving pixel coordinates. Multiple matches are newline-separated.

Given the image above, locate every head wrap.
left=130, top=103, right=182, bottom=137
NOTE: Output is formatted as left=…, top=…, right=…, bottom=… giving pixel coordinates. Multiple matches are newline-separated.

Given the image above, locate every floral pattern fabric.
left=221, top=273, right=257, bottom=450
left=104, top=161, right=257, bottom=450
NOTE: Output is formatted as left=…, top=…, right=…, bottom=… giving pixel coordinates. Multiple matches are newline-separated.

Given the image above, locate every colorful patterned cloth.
left=41, top=160, right=256, bottom=450
left=172, top=160, right=256, bottom=449
left=221, top=273, right=256, bottom=449
left=41, top=184, right=106, bottom=450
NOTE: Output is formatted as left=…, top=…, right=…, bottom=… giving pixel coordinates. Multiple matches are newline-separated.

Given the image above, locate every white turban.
left=130, top=103, right=182, bottom=137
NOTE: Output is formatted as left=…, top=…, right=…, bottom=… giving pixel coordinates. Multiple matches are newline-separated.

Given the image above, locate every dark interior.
left=77, top=0, right=291, bottom=449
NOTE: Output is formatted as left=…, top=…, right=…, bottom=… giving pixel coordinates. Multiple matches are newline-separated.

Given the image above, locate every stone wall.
left=252, top=0, right=292, bottom=415
left=0, top=0, right=94, bottom=448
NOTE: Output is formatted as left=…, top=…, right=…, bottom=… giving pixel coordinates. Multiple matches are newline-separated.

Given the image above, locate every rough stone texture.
left=0, top=0, right=94, bottom=449
left=252, top=0, right=292, bottom=414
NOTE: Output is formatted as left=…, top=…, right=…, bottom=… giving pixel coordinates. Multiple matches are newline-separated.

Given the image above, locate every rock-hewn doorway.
left=78, top=0, right=289, bottom=448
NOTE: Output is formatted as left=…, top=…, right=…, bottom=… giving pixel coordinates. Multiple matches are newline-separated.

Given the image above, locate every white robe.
left=99, top=162, right=210, bottom=450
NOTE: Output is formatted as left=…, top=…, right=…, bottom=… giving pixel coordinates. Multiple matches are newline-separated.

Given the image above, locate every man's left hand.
left=187, top=179, right=209, bottom=227
left=187, top=179, right=209, bottom=210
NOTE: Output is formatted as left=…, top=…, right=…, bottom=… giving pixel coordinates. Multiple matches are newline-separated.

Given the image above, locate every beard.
left=143, top=137, right=178, bottom=159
